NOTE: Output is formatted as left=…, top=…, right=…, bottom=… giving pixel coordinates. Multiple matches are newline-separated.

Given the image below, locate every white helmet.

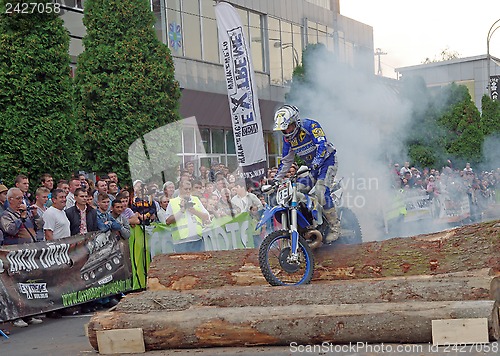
left=273, top=104, right=301, bottom=140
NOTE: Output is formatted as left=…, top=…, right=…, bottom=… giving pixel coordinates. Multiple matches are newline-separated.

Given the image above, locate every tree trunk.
left=148, top=220, right=500, bottom=290
left=119, top=270, right=497, bottom=312
left=87, top=300, right=499, bottom=350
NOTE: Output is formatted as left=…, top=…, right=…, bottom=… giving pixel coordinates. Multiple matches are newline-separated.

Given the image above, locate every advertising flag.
left=215, top=2, right=266, bottom=183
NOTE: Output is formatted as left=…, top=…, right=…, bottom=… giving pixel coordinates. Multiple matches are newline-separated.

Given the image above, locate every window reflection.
left=166, top=0, right=182, bottom=55
left=201, top=0, right=219, bottom=63
left=268, top=17, right=282, bottom=86
left=182, top=0, right=201, bottom=59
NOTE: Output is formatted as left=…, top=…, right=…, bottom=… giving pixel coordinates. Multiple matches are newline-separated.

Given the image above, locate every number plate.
left=276, top=183, right=290, bottom=204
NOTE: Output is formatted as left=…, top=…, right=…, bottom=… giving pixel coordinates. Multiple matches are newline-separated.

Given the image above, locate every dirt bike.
left=256, top=165, right=362, bottom=286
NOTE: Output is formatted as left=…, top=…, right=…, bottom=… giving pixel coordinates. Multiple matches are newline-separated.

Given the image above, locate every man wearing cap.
left=0, top=184, right=8, bottom=215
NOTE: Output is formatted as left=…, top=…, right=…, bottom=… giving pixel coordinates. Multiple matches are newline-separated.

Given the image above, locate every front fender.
left=255, top=206, right=286, bottom=230
left=255, top=206, right=313, bottom=230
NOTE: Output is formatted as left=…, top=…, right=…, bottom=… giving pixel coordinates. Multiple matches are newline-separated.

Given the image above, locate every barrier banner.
left=0, top=213, right=257, bottom=321
left=0, top=231, right=133, bottom=322
left=148, top=212, right=256, bottom=259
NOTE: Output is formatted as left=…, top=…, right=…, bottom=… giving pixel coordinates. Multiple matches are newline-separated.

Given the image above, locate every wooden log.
left=87, top=300, right=499, bottom=350
left=120, top=270, right=498, bottom=313
left=148, top=220, right=500, bottom=290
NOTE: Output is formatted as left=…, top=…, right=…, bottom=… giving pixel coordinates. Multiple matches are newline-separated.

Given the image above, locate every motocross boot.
left=324, top=208, right=340, bottom=242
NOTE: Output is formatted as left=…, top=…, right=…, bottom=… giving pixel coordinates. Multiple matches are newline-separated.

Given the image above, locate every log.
left=148, top=220, right=500, bottom=290
left=119, top=270, right=498, bottom=312
left=87, top=300, right=500, bottom=350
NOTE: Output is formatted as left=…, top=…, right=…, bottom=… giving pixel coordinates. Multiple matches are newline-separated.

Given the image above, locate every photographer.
left=165, top=180, right=209, bottom=253
left=0, top=188, right=43, bottom=245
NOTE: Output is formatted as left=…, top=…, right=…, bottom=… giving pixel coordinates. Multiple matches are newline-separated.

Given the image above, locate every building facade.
left=395, top=55, right=500, bottom=111
left=61, top=0, right=374, bottom=170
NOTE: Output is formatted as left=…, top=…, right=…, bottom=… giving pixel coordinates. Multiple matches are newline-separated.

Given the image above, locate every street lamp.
left=274, top=41, right=300, bottom=67
left=487, top=18, right=500, bottom=96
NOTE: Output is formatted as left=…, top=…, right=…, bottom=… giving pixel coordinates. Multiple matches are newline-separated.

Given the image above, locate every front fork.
left=289, top=182, right=300, bottom=263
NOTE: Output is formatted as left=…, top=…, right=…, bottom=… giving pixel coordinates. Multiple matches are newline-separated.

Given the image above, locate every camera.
left=183, top=198, right=195, bottom=209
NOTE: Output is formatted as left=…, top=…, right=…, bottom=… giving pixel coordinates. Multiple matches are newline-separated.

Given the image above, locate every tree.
left=438, top=83, right=483, bottom=166
left=0, top=0, right=81, bottom=186
left=422, top=47, right=460, bottom=64
left=74, top=0, right=182, bottom=184
left=480, top=94, right=500, bottom=136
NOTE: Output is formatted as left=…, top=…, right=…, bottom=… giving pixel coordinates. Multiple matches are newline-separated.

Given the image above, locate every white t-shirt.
left=43, top=206, right=71, bottom=239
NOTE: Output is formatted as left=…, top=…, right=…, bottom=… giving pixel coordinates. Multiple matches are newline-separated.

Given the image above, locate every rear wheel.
left=258, top=230, right=314, bottom=286
left=336, top=207, right=362, bottom=244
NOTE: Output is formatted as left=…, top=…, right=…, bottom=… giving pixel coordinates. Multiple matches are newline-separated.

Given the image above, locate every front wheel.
left=258, top=230, right=314, bottom=286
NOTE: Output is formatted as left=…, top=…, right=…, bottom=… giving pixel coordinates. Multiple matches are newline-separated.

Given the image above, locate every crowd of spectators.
left=2, top=158, right=498, bottom=331
left=389, top=160, right=500, bottom=221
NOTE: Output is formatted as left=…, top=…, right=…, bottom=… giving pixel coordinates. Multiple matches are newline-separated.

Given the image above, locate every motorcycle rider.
left=273, top=104, right=340, bottom=242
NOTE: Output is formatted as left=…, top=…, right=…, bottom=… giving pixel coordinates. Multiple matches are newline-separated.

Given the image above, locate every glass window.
left=268, top=17, right=282, bottom=85
left=226, top=156, right=238, bottom=171
left=197, top=128, right=211, bottom=154
left=167, top=0, right=182, bottom=55
left=201, top=0, right=219, bottom=63
left=183, top=127, right=195, bottom=153
left=182, top=0, right=201, bottom=60
left=212, top=129, right=225, bottom=153
left=280, top=21, right=294, bottom=84
left=292, top=24, right=302, bottom=65
left=326, top=26, right=335, bottom=53
left=249, top=12, right=264, bottom=72
left=152, top=0, right=166, bottom=44
left=225, top=130, right=236, bottom=154
left=317, top=24, right=328, bottom=48
left=307, top=20, right=317, bottom=45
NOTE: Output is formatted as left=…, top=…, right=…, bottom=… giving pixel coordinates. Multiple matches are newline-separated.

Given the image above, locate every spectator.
left=107, top=171, right=120, bottom=191
left=0, top=184, right=8, bottom=214
left=0, top=188, right=42, bottom=245
left=131, top=180, right=157, bottom=225
left=96, top=193, right=115, bottom=232
left=34, top=187, right=50, bottom=241
left=0, top=188, right=43, bottom=327
left=65, top=188, right=98, bottom=236
left=65, top=177, right=81, bottom=209
left=109, top=199, right=131, bottom=239
left=191, top=179, right=205, bottom=199
left=116, top=191, right=140, bottom=227
left=57, top=179, right=70, bottom=196
left=40, top=173, right=54, bottom=207
left=231, top=180, right=263, bottom=213
left=14, top=174, right=32, bottom=207
left=198, top=164, right=209, bottom=183
left=218, top=188, right=239, bottom=218
left=165, top=180, right=209, bottom=252
left=400, top=161, right=411, bottom=176
left=43, top=188, right=71, bottom=241
left=108, top=181, right=119, bottom=200
left=162, top=181, right=175, bottom=200
left=93, top=180, right=111, bottom=207
left=157, top=195, right=170, bottom=224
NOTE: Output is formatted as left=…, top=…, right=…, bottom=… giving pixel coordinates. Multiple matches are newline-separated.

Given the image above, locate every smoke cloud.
left=285, top=48, right=471, bottom=241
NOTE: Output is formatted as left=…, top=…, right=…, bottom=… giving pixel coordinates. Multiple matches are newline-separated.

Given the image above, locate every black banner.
left=490, top=76, right=499, bottom=100
left=0, top=231, right=133, bottom=322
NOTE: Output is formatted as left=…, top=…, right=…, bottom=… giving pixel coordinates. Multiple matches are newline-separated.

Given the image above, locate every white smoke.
left=287, top=49, right=416, bottom=241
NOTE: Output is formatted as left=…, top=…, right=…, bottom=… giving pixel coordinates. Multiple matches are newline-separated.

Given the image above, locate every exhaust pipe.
left=304, top=229, right=323, bottom=249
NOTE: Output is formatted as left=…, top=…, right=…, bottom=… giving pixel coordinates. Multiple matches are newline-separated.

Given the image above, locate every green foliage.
left=480, top=94, right=500, bottom=136
left=0, top=0, right=81, bottom=186
left=74, top=0, right=181, bottom=185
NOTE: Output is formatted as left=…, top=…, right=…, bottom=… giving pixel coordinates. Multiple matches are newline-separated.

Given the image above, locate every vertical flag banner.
left=215, top=1, right=266, bottom=184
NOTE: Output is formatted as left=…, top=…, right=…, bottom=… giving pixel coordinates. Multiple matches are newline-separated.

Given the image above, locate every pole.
left=487, top=19, right=500, bottom=96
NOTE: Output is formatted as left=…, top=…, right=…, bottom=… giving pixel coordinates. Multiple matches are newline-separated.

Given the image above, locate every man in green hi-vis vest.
left=165, top=180, right=210, bottom=253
